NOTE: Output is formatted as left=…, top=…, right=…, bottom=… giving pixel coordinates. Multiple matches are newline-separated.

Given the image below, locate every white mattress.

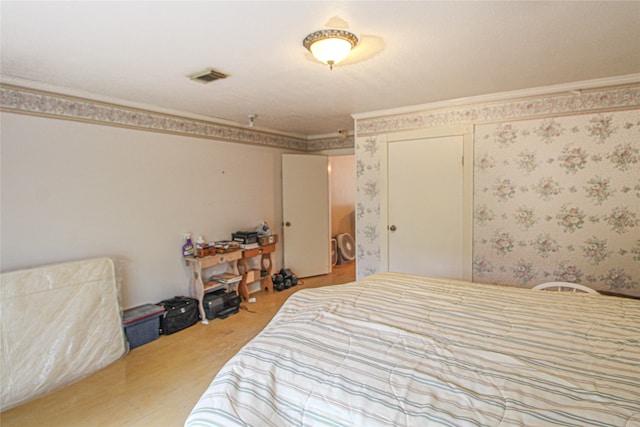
left=185, top=272, right=640, bottom=426
left=1, top=257, right=127, bottom=410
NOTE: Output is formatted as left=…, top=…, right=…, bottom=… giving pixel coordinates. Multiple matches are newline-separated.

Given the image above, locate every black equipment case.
left=157, top=296, right=200, bottom=334
left=203, top=289, right=241, bottom=320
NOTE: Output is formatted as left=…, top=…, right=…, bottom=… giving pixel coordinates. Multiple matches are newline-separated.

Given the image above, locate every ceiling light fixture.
left=247, top=114, right=257, bottom=128
left=303, top=29, right=358, bottom=70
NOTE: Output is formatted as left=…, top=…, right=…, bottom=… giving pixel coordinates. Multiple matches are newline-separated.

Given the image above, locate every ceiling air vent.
left=190, top=68, right=228, bottom=84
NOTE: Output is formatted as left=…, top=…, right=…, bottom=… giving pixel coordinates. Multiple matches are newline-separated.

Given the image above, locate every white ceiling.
left=1, top=1, right=639, bottom=138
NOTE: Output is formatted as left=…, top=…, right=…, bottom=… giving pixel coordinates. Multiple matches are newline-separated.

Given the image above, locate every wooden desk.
left=184, top=242, right=277, bottom=324
left=184, top=251, right=242, bottom=324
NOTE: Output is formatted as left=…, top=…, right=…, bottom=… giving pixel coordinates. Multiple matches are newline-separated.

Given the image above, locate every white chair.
left=532, top=281, right=599, bottom=294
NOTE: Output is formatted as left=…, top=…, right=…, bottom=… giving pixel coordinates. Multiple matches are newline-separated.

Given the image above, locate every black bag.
left=157, top=296, right=200, bottom=335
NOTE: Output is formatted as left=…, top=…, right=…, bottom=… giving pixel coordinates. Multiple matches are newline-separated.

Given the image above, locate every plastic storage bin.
left=123, top=304, right=165, bottom=349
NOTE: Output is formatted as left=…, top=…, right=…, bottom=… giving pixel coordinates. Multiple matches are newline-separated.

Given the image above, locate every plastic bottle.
left=182, top=233, right=195, bottom=257
left=195, top=235, right=206, bottom=257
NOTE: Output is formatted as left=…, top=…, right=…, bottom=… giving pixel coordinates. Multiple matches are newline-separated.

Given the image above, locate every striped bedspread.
left=185, top=272, right=640, bottom=427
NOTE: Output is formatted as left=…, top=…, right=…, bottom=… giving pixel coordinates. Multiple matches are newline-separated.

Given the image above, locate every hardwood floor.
left=1, top=263, right=355, bottom=427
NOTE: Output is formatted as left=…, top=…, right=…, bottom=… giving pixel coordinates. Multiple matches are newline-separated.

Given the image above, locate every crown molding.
left=354, top=75, right=640, bottom=135
left=0, top=83, right=312, bottom=151
left=0, top=82, right=357, bottom=151
left=4, top=76, right=638, bottom=147
left=0, top=75, right=258, bottom=129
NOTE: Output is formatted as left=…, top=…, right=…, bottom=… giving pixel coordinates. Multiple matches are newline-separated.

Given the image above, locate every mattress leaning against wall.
left=0, top=257, right=127, bottom=411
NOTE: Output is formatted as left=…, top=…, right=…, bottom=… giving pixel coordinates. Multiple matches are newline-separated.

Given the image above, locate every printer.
left=203, top=289, right=240, bottom=320
left=232, top=230, right=258, bottom=244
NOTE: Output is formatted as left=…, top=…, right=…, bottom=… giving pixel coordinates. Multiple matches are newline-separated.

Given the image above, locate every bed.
left=185, top=272, right=640, bottom=426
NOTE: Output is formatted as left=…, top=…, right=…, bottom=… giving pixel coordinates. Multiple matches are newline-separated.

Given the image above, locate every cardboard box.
left=259, top=234, right=278, bottom=246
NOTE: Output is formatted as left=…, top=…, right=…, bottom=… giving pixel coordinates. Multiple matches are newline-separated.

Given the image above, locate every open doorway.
left=329, top=155, right=355, bottom=275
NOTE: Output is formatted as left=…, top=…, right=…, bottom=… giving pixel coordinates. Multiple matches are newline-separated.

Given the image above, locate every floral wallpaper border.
left=0, top=85, right=353, bottom=152
left=4, top=83, right=637, bottom=151
left=306, top=136, right=355, bottom=152
left=357, top=84, right=640, bottom=135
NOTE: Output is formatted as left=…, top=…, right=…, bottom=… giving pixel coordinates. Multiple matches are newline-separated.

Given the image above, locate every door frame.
left=380, top=125, right=474, bottom=280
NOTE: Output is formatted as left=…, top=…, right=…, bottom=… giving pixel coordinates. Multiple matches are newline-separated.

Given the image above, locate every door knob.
left=285, top=221, right=291, bottom=227
left=389, top=225, right=397, bottom=231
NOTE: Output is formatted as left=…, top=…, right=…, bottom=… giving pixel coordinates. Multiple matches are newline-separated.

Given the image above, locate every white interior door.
left=282, top=154, right=331, bottom=278
left=388, top=135, right=466, bottom=279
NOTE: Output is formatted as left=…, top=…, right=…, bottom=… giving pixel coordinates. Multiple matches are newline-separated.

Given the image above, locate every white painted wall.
left=329, top=155, right=355, bottom=239
left=1, top=113, right=287, bottom=308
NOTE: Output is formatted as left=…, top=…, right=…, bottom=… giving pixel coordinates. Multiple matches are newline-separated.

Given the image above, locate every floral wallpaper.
left=356, top=107, right=640, bottom=296
left=474, top=110, right=639, bottom=295
left=355, top=134, right=385, bottom=278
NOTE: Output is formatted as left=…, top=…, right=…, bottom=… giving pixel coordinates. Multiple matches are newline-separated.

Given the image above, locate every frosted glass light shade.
left=303, top=29, right=358, bottom=70
left=309, top=37, right=353, bottom=66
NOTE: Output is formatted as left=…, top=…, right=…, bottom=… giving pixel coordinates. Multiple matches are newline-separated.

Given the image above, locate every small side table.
left=237, top=243, right=276, bottom=300
left=184, top=250, right=242, bottom=324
